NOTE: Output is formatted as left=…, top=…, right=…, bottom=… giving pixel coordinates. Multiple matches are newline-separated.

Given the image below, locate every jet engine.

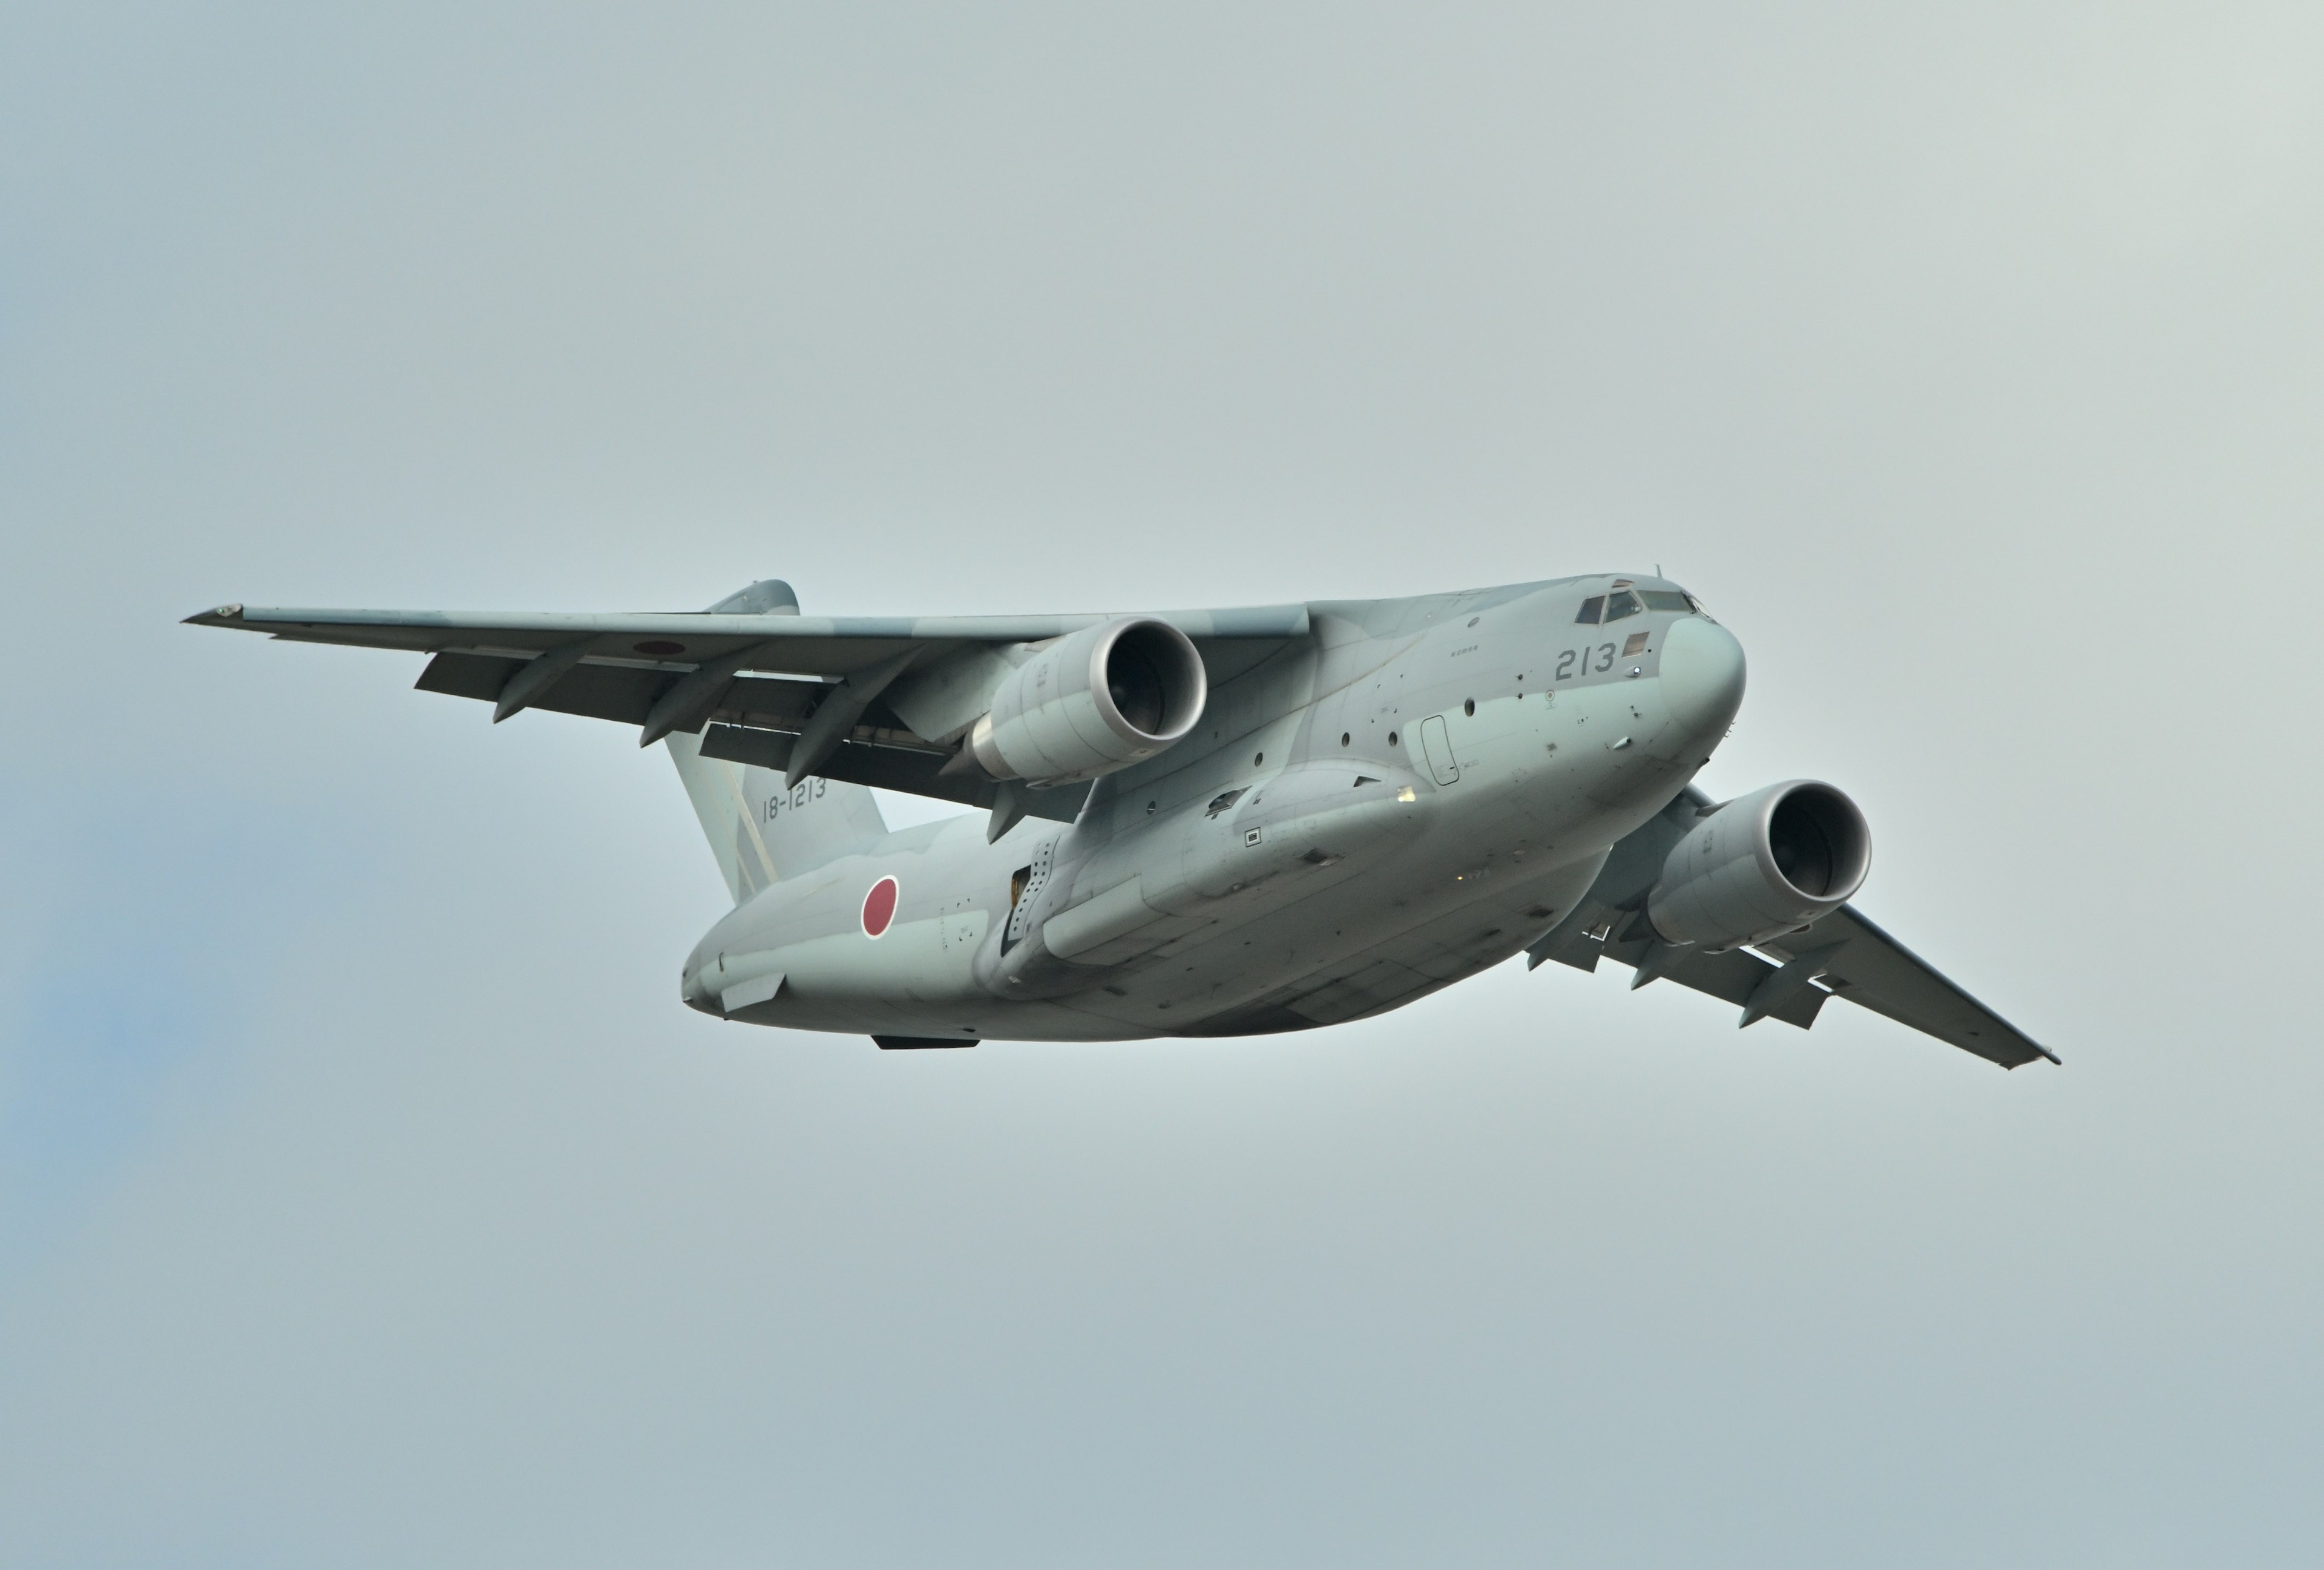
left=1646, top=780, right=1870, bottom=948
left=968, top=617, right=1207, bottom=784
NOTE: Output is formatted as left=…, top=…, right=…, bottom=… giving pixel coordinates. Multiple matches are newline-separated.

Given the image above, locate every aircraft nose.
left=1659, top=614, right=1746, bottom=738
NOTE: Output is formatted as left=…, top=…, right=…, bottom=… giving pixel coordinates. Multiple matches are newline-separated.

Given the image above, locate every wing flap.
left=697, top=723, right=1088, bottom=824
left=1602, top=933, right=1831, bottom=1030
left=416, top=652, right=827, bottom=731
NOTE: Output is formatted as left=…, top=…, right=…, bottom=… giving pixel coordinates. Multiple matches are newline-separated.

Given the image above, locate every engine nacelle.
left=969, top=617, right=1207, bottom=784
left=1647, top=780, right=1871, bottom=948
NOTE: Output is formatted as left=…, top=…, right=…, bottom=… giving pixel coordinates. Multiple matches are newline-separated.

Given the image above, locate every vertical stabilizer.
left=666, top=582, right=888, bottom=904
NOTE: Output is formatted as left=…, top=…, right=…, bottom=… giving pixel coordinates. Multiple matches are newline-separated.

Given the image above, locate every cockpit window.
left=1601, top=590, right=1644, bottom=622
left=1640, top=590, right=1692, bottom=613
left=1575, top=596, right=1605, bottom=624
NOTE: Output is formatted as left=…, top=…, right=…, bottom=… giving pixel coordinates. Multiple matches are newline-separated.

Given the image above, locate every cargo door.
left=1419, top=714, right=1461, bottom=786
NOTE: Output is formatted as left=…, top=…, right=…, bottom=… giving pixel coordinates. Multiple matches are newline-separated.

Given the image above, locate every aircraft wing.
left=185, top=597, right=1311, bottom=823
left=1529, top=789, right=2056, bottom=1070
left=182, top=602, right=1307, bottom=678
left=1745, top=906, right=2056, bottom=1068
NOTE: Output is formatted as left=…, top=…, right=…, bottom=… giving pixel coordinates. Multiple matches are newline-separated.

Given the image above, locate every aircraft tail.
left=667, top=581, right=888, bottom=904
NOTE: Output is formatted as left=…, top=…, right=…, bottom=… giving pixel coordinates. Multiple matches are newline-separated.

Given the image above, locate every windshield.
left=1576, top=586, right=1701, bottom=624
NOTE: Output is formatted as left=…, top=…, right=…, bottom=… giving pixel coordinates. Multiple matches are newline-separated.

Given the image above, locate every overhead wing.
left=183, top=600, right=1307, bottom=678
left=185, top=592, right=1310, bottom=823
left=1528, top=789, right=2056, bottom=1070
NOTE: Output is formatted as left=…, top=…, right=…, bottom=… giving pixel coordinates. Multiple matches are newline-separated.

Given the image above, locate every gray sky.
left=4, top=2, right=2320, bottom=1564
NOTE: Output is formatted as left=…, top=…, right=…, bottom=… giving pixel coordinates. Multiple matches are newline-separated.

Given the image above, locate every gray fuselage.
left=680, top=574, right=1747, bottom=1042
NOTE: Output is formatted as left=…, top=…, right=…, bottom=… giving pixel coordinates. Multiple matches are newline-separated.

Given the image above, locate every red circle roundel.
left=861, top=876, right=900, bottom=938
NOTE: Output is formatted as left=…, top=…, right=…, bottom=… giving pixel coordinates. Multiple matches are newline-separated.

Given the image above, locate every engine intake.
left=970, top=617, right=1207, bottom=784
left=1647, top=780, right=1871, bottom=948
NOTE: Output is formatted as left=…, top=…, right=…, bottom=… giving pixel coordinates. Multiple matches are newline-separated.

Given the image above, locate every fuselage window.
left=1575, top=596, right=1606, bottom=624
left=1601, top=590, right=1644, bottom=622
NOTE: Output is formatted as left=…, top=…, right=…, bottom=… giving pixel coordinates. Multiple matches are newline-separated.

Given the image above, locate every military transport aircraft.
left=188, top=575, right=2054, bottom=1068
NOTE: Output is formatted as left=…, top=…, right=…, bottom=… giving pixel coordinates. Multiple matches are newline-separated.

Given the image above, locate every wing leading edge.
left=1530, top=789, right=2057, bottom=1069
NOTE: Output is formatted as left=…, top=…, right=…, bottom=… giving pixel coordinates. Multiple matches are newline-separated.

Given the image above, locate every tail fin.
left=668, top=732, right=887, bottom=902
left=666, top=581, right=888, bottom=904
